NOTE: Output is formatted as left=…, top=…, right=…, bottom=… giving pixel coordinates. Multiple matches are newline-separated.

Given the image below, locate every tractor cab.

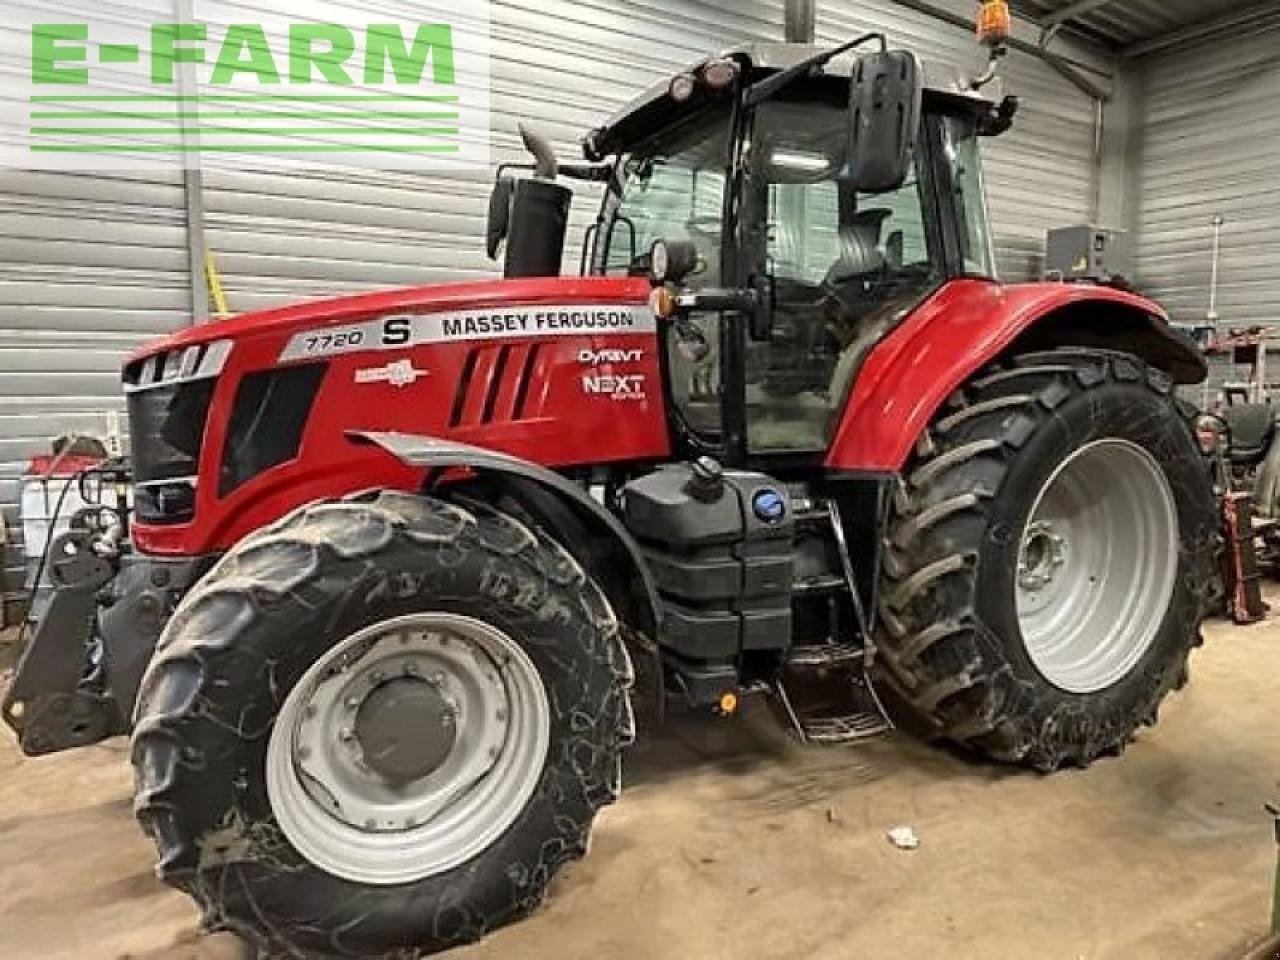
left=497, top=41, right=1019, bottom=466
left=588, top=44, right=1018, bottom=464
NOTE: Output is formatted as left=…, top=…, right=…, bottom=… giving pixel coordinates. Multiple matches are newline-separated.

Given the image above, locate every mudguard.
left=825, top=279, right=1205, bottom=472
left=352, top=431, right=662, bottom=637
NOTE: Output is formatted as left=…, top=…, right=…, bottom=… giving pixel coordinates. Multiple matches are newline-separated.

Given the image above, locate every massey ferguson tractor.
left=3, top=25, right=1214, bottom=960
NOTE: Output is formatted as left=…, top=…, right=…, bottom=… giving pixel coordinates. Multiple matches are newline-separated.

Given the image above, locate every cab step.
left=773, top=675, right=893, bottom=745
left=800, top=711, right=891, bottom=744
left=785, top=642, right=864, bottom=669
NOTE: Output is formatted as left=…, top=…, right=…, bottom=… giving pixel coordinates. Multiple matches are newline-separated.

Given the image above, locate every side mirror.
left=486, top=176, right=514, bottom=260
left=848, top=50, right=922, bottom=193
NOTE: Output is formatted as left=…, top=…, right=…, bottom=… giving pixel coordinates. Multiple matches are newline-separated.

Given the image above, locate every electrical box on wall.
left=1044, top=225, right=1134, bottom=286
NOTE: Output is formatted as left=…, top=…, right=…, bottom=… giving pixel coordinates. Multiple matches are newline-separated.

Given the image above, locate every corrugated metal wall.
left=204, top=0, right=788, bottom=312
left=0, top=0, right=1110, bottom=602
left=1135, top=19, right=1280, bottom=329
left=0, top=169, right=192, bottom=599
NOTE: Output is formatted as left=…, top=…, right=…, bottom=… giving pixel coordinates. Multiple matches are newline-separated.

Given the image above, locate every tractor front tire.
left=877, top=349, right=1215, bottom=770
left=131, top=491, right=634, bottom=958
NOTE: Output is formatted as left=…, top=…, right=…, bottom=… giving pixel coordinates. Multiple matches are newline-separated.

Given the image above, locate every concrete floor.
left=1, top=605, right=1278, bottom=960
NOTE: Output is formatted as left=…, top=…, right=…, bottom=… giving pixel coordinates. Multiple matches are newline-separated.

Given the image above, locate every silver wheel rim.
left=266, top=612, right=550, bottom=885
left=1015, top=439, right=1179, bottom=695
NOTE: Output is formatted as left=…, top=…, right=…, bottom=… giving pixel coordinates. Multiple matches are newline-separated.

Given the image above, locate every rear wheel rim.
left=1015, top=439, right=1179, bottom=695
left=266, top=612, right=550, bottom=885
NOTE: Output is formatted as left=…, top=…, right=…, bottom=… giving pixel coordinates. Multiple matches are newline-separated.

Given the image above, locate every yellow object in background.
left=203, top=248, right=231, bottom=319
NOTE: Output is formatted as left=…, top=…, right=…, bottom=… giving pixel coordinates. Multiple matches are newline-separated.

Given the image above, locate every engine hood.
left=130, top=275, right=654, bottom=363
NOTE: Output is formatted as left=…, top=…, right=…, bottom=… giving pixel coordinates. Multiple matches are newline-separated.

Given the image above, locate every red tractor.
left=4, top=36, right=1213, bottom=960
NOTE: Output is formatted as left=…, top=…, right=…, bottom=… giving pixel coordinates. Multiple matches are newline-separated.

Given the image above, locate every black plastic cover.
left=219, top=363, right=326, bottom=496
left=622, top=465, right=794, bottom=667
left=503, top=178, right=571, bottom=279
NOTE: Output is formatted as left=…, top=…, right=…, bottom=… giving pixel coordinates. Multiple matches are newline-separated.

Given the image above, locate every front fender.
left=352, top=431, right=662, bottom=638
left=825, top=279, right=1200, bottom=472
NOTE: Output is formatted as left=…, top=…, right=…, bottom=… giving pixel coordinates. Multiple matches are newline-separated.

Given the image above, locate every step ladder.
left=774, top=497, right=893, bottom=745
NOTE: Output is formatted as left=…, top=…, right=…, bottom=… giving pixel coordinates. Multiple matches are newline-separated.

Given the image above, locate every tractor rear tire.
left=876, top=349, right=1215, bottom=771
left=131, top=490, right=634, bottom=958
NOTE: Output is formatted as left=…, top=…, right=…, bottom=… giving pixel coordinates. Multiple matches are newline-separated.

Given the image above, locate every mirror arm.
left=674, top=287, right=759, bottom=315
left=744, top=32, right=887, bottom=107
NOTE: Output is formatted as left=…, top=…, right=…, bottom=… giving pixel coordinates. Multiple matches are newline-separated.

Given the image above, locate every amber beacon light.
left=977, top=0, right=1012, bottom=48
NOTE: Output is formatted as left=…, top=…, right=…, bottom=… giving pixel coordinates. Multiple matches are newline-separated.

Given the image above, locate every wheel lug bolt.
left=339, top=727, right=354, bottom=742
left=404, top=662, right=418, bottom=676
left=345, top=696, right=360, bottom=710
left=429, top=671, right=445, bottom=687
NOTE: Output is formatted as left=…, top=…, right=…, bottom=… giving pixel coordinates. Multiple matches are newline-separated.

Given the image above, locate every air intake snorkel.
left=488, top=124, right=573, bottom=279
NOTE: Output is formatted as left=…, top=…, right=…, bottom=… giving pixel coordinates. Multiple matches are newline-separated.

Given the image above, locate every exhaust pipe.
left=503, top=124, right=572, bottom=279
left=519, top=123, right=558, bottom=180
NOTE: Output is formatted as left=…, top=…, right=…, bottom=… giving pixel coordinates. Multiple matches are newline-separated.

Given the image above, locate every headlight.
left=668, top=73, right=697, bottom=102
left=650, top=240, right=670, bottom=284
left=648, top=239, right=700, bottom=286
left=701, top=58, right=739, bottom=90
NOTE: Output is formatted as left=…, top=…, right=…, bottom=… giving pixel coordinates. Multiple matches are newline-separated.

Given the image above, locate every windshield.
left=597, top=104, right=731, bottom=286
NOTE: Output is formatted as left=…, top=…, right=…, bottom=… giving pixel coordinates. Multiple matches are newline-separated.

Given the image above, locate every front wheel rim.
left=266, top=612, right=550, bottom=885
left=1015, top=439, right=1180, bottom=695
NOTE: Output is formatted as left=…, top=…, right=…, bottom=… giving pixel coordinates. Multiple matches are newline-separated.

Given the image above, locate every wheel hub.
left=353, top=677, right=457, bottom=783
left=1017, top=522, right=1067, bottom=592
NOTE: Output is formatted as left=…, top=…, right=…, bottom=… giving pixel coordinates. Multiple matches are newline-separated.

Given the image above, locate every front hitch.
left=3, top=527, right=213, bottom=757
left=2, top=529, right=122, bottom=755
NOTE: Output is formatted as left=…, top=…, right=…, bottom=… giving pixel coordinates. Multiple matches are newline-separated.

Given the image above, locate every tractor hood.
left=124, top=274, right=668, bottom=558
left=130, top=276, right=654, bottom=362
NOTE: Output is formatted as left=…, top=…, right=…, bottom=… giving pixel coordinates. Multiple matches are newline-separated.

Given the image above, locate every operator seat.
left=825, top=209, right=893, bottom=287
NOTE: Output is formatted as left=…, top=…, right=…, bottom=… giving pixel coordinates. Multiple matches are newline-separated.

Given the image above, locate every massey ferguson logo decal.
left=582, top=373, right=646, bottom=401
left=280, top=304, right=655, bottom=361
left=355, top=359, right=428, bottom=387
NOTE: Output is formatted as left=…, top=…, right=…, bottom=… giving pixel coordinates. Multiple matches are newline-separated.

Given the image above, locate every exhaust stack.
left=503, top=124, right=572, bottom=279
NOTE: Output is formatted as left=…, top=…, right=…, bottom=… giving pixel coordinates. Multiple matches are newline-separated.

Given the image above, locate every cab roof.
left=585, top=42, right=1002, bottom=160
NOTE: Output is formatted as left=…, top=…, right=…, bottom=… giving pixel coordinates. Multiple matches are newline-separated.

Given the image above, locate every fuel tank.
left=126, top=276, right=670, bottom=556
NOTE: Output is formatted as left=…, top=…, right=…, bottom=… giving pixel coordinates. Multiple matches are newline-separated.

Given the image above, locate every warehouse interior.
left=2, top=0, right=1280, bottom=957
left=2, top=0, right=1278, bottom=604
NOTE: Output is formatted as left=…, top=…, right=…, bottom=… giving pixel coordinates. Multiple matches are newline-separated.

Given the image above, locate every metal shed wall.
left=0, top=0, right=1110, bottom=602
left=1135, top=19, right=1280, bottom=329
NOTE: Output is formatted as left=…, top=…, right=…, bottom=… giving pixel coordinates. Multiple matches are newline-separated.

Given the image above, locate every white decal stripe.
left=279, top=304, right=656, bottom=362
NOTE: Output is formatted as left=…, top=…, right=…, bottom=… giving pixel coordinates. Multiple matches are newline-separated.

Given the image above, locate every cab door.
left=740, top=97, right=945, bottom=458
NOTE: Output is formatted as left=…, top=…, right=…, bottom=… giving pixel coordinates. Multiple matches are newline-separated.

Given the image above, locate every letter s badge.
left=382, top=316, right=412, bottom=346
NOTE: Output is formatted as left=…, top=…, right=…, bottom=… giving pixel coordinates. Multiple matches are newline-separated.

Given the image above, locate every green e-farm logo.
left=6, top=2, right=490, bottom=170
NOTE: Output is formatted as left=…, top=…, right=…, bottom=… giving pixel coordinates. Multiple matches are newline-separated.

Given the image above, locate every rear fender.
left=825, top=279, right=1205, bottom=472
left=352, top=431, right=661, bottom=639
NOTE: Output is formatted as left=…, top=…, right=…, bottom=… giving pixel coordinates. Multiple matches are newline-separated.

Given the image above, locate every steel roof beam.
left=1123, top=1, right=1280, bottom=57
left=1043, top=0, right=1119, bottom=28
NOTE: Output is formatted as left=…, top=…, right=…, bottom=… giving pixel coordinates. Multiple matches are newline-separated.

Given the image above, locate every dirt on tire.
left=131, top=490, right=635, bottom=958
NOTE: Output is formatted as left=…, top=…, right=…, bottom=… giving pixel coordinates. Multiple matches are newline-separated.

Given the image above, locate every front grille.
left=125, top=339, right=231, bottom=525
